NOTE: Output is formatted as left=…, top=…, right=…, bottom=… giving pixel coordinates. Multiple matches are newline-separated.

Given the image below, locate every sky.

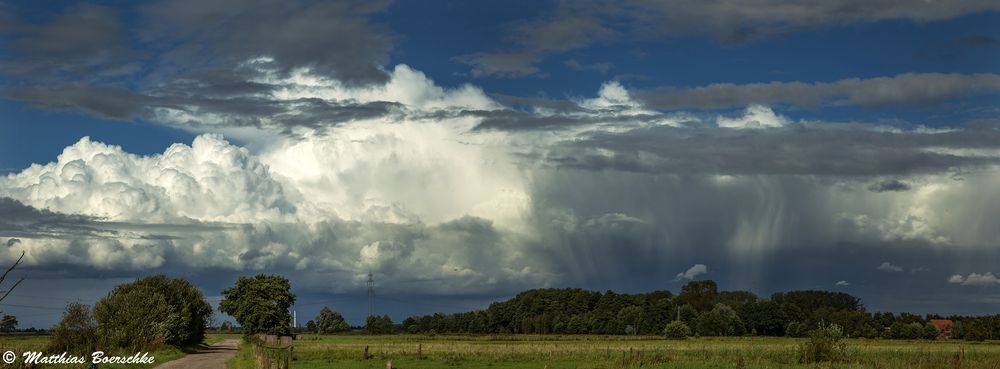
left=1, top=0, right=1000, bottom=328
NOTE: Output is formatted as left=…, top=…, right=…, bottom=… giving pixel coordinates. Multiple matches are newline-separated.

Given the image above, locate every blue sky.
left=2, top=0, right=1000, bottom=328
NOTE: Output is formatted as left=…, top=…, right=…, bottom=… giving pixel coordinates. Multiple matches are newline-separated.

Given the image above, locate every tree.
left=48, top=303, right=97, bottom=354
left=663, top=320, right=691, bottom=339
left=740, top=300, right=787, bottom=336
left=895, top=322, right=925, bottom=340
left=964, top=319, right=990, bottom=342
left=677, top=304, right=699, bottom=325
left=617, top=306, right=642, bottom=335
left=695, top=303, right=745, bottom=336
left=219, top=274, right=296, bottom=337
left=0, top=314, right=16, bottom=332
left=305, top=320, right=317, bottom=333
left=677, top=280, right=718, bottom=312
left=365, top=314, right=394, bottom=334
left=93, top=275, right=213, bottom=350
left=923, top=323, right=940, bottom=340
left=315, top=307, right=351, bottom=334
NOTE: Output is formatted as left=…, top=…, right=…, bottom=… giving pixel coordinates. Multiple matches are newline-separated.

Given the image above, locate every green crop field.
left=284, top=334, right=1000, bottom=369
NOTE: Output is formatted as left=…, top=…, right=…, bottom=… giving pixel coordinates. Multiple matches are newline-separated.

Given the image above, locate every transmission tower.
left=366, top=272, right=375, bottom=318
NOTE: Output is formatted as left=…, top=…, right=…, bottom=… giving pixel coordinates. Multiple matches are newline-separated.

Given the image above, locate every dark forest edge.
left=317, top=280, right=997, bottom=341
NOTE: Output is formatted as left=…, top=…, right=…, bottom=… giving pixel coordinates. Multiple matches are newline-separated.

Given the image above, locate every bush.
left=923, top=323, right=941, bottom=340
left=48, top=303, right=97, bottom=354
left=786, top=321, right=808, bottom=338
left=94, top=286, right=171, bottom=351
left=859, top=324, right=879, bottom=339
left=93, top=275, right=213, bottom=351
left=898, top=322, right=925, bottom=340
left=695, top=303, right=745, bottom=336
left=964, top=320, right=990, bottom=342
left=798, top=323, right=848, bottom=363
left=663, top=320, right=691, bottom=339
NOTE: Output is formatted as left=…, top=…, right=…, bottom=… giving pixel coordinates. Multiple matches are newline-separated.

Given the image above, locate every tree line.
left=382, top=280, right=997, bottom=340
left=44, top=273, right=1000, bottom=354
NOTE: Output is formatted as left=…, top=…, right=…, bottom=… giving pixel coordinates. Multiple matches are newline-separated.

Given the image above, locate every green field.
left=285, top=334, right=1000, bottom=369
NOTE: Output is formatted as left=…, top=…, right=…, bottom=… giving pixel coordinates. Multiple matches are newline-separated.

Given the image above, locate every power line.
left=0, top=303, right=66, bottom=311
left=366, top=272, right=374, bottom=318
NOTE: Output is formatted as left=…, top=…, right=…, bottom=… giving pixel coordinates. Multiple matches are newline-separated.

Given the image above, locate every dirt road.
left=151, top=339, right=240, bottom=369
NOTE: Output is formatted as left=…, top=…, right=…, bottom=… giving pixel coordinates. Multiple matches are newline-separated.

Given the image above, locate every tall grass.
left=282, top=334, right=1000, bottom=369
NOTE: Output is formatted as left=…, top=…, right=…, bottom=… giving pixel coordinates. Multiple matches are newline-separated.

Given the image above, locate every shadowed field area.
left=282, top=334, right=1000, bottom=369
left=0, top=333, right=240, bottom=368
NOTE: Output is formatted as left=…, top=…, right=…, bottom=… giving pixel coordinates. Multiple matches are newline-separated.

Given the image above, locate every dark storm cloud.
left=0, top=197, right=117, bottom=239
left=1, top=82, right=402, bottom=130
left=0, top=3, right=136, bottom=82
left=490, top=95, right=588, bottom=113
left=634, top=73, right=1000, bottom=110
left=868, top=179, right=912, bottom=192
left=466, top=109, right=666, bottom=131
left=0, top=197, right=231, bottom=240
left=0, top=85, right=147, bottom=119
left=541, top=122, right=1000, bottom=176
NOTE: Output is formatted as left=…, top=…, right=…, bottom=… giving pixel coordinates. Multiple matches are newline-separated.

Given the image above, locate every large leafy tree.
left=677, top=280, right=719, bottom=312
left=695, top=303, right=745, bottom=337
left=739, top=300, right=787, bottom=336
left=219, top=274, right=296, bottom=336
left=315, top=307, right=350, bottom=333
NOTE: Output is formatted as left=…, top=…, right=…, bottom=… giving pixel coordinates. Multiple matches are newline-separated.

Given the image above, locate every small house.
left=930, top=319, right=953, bottom=340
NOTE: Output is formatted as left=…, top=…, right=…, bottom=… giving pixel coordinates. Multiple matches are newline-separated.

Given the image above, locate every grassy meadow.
left=284, top=334, right=1000, bottom=369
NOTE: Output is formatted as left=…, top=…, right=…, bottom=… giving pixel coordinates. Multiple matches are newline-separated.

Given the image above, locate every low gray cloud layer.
left=460, top=0, right=1000, bottom=77
left=541, top=121, right=1000, bottom=176
left=139, top=0, right=395, bottom=85
left=634, top=73, right=1000, bottom=110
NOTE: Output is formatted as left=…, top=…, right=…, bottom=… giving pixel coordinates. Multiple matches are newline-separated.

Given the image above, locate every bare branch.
left=0, top=278, right=24, bottom=303
left=0, top=251, right=25, bottom=303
